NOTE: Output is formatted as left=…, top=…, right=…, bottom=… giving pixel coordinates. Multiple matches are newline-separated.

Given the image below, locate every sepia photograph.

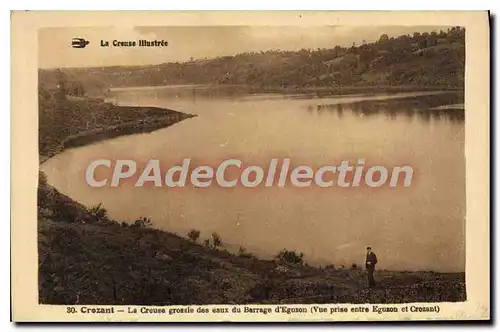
left=11, top=11, right=490, bottom=322
left=37, top=24, right=466, bottom=304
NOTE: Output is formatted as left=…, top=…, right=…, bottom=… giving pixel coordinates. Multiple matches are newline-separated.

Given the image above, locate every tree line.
left=42, top=27, right=465, bottom=92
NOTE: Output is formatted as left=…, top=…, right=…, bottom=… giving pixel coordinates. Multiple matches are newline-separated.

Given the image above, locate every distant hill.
left=39, top=27, right=465, bottom=94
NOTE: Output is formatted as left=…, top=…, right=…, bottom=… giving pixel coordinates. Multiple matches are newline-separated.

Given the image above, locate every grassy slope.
left=38, top=205, right=466, bottom=305
left=38, top=94, right=195, bottom=161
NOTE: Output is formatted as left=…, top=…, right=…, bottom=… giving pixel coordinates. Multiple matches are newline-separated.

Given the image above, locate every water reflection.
left=306, top=92, right=465, bottom=123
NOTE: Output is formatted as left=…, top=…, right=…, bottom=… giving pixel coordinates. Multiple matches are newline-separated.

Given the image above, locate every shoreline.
left=107, top=83, right=462, bottom=96
left=62, top=113, right=195, bottom=150
left=40, top=114, right=195, bottom=164
left=39, top=97, right=196, bottom=163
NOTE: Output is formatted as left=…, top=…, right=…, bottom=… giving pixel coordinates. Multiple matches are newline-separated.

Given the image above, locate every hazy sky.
left=39, top=26, right=449, bottom=68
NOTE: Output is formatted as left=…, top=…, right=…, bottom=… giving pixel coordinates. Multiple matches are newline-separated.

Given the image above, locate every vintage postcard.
left=11, top=11, right=490, bottom=322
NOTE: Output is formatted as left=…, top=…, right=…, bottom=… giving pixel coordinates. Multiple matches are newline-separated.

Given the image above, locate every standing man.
left=365, top=246, right=378, bottom=288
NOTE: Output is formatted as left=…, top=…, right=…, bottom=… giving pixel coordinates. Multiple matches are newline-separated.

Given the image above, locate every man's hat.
left=366, top=246, right=372, bottom=250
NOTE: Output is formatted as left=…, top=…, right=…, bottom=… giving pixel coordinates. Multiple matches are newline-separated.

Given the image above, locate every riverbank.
left=38, top=94, right=466, bottom=305
left=38, top=212, right=466, bottom=305
left=108, top=83, right=461, bottom=100
left=39, top=95, right=195, bottom=161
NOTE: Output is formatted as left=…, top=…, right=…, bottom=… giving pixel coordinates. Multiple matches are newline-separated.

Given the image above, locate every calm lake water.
left=42, top=86, right=465, bottom=272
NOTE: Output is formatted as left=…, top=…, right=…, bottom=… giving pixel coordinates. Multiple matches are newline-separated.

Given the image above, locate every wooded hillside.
left=39, top=27, right=465, bottom=92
